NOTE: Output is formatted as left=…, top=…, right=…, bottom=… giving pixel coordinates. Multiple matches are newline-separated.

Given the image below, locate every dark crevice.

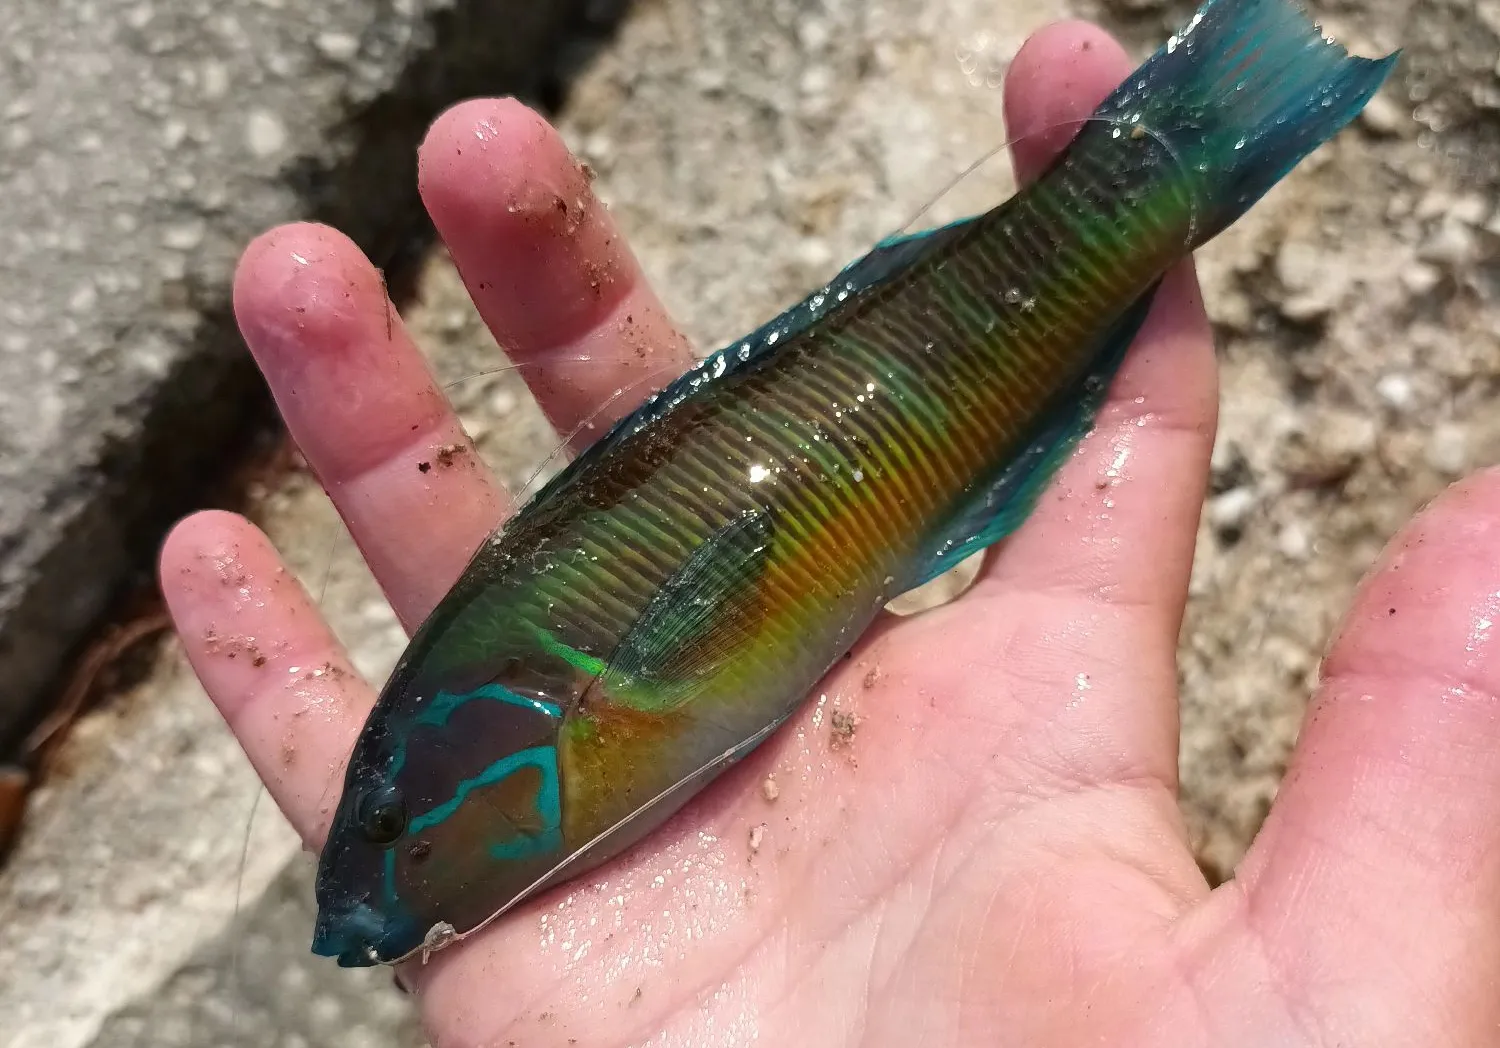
left=0, top=0, right=633, bottom=768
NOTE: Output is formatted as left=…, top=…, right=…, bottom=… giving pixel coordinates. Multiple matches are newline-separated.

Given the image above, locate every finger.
left=234, top=223, right=507, bottom=630
left=160, top=510, right=370, bottom=845
left=418, top=98, right=696, bottom=438
left=1004, top=21, right=1127, bottom=184
left=1232, top=472, right=1500, bottom=1034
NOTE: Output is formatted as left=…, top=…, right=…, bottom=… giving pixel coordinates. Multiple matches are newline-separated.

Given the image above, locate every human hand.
left=160, top=21, right=1500, bottom=1047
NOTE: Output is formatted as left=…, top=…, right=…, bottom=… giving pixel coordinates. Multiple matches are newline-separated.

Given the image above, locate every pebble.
left=1275, top=240, right=1346, bottom=318
left=1451, top=194, right=1490, bottom=227
left=1375, top=373, right=1416, bottom=411
left=1359, top=93, right=1407, bottom=136
left=161, top=220, right=205, bottom=252
left=1275, top=521, right=1312, bottom=561
left=1421, top=218, right=1477, bottom=267
left=1478, top=0, right=1500, bottom=34
left=1312, top=408, right=1378, bottom=462
left=1425, top=422, right=1469, bottom=475
left=489, top=388, right=519, bottom=415
left=1400, top=261, right=1441, bottom=296
left=245, top=109, right=288, bottom=158
left=315, top=32, right=361, bottom=63
left=1281, top=292, right=1337, bottom=322
left=1274, top=241, right=1322, bottom=292
left=1416, top=189, right=1454, bottom=221
left=1208, top=487, right=1257, bottom=533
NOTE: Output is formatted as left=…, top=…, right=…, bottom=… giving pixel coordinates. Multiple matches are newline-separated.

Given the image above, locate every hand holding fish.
left=162, top=10, right=1500, bottom=1046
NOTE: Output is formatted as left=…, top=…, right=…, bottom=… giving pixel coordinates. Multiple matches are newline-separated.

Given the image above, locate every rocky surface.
left=0, top=0, right=617, bottom=747
left=5, top=0, right=1500, bottom=1045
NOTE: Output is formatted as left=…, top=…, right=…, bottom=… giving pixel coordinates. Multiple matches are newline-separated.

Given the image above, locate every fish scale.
left=309, top=0, right=1397, bottom=967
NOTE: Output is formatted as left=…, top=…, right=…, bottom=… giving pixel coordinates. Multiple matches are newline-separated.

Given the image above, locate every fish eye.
left=356, top=784, right=407, bottom=845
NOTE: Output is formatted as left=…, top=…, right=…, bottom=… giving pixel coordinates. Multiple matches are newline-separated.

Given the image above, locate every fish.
left=310, top=0, right=1397, bottom=967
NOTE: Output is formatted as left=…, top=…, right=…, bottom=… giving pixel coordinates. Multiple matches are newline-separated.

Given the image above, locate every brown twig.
left=23, top=610, right=173, bottom=762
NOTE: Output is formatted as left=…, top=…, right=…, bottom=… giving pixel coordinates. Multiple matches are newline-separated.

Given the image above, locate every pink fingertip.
left=160, top=510, right=345, bottom=724
left=417, top=97, right=641, bottom=356
left=1003, top=21, right=1133, bottom=183
left=233, top=223, right=387, bottom=373
left=231, top=221, right=454, bottom=481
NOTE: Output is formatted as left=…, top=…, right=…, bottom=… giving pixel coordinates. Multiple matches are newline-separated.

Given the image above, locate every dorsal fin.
left=516, top=217, right=985, bottom=517
left=720, top=216, right=981, bottom=374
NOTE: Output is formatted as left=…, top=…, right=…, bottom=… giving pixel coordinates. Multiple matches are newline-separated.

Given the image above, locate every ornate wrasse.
left=312, top=0, right=1397, bottom=967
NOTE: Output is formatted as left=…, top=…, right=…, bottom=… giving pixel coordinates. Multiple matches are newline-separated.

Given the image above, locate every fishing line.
left=889, top=113, right=1198, bottom=250
left=301, top=350, right=668, bottom=637
left=508, top=360, right=685, bottom=507
left=439, top=355, right=593, bottom=393
left=303, top=112, right=1198, bottom=651
left=302, top=353, right=602, bottom=622
left=227, top=785, right=264, bottom=1042
left=307, top=113, right=1197, bottom=623
left=893, top=138, right=1012, bottom=237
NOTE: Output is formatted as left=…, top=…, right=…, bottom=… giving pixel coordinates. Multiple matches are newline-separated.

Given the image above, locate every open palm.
left=162, top=22, right=1500, bottom=1047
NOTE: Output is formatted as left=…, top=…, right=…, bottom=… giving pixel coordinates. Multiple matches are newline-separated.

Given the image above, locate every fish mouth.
left=311, top=900, right=407, bottom=967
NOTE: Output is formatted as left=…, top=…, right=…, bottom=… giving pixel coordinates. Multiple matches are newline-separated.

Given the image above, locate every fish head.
left=313, top=654, right=578, bottom=967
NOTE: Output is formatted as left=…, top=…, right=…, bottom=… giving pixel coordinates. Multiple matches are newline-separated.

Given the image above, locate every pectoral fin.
left=600, top=507, right=776, bottom=709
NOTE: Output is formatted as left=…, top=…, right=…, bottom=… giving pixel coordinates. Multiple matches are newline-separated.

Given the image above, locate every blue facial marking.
left=387, top=683, right=563, bottom=778
left=406, top=745, right=563, bottom=861
left=415, top=684, right=563, bottom=728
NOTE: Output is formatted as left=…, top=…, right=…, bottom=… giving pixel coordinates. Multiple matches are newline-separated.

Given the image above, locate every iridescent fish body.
left=313, top=0, right=1396, bottom=966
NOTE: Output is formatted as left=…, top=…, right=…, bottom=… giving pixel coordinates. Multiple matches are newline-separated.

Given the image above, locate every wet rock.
left=0, top=0, right=618, bottom=750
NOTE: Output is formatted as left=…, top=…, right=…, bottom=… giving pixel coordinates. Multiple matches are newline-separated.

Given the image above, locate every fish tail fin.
left=1102, top=0, right=1397, bottom=243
